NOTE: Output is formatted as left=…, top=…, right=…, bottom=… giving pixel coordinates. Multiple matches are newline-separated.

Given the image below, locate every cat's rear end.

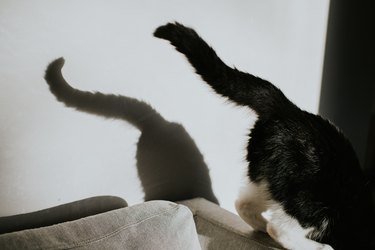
left=154, top=22, right=374, bottom=250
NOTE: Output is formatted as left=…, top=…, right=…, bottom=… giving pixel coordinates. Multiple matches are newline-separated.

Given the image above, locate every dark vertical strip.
left=319, top=0, right=375, bottom=169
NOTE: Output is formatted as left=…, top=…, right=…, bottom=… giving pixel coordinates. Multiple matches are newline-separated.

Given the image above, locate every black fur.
left=44, top=58, right=218, bottom=204
left=154, top=22, right=374, bottom=249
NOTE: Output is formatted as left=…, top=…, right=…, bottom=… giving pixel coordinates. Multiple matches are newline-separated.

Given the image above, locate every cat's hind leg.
left=235, top=181, right=270, bottom=232
left=264, top=205, right=333, bottom=250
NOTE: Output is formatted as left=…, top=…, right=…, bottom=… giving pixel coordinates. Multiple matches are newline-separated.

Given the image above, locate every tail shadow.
left=44, top=58, right=219, bottom=204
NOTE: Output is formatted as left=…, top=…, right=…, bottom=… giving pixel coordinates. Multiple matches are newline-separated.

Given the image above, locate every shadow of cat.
left=44, top=58, right=219, bottom=204
left=135, top=111, right=218, bottom=203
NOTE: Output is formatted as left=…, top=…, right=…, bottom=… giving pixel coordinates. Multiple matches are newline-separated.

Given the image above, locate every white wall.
left=0, top=0, right=329, bottom=216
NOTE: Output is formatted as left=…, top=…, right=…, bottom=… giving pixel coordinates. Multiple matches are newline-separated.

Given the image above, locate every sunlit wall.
left=0, top=0, right=329, bottom=216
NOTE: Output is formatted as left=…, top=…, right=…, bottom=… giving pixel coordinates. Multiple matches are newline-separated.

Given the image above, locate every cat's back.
left=247, top=112, right=374, bottom=247
left=248, top=111, right=369, bottom=199
left=247, top=111, right=361, bottom=183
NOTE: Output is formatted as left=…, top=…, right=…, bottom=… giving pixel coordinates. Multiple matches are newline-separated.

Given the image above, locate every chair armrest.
left=179, top=198, right=283, bottom=250
left=0, top=196, right=127, bottom=234
left=0, top=200, right=201, bottom=250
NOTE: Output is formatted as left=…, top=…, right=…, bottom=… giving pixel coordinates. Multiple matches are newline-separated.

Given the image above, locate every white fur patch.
left=235, top=181, right=271, bottom=232
left=235, top=181, right=333, bottom=250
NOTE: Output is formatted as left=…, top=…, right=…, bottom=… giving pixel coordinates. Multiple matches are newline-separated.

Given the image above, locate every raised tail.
left=44, top=58, right=165, bottom=130
left=154, top=22, right=298, bottom=118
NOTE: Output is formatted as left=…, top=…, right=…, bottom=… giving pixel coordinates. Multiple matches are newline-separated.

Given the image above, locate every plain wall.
left=0, top=0, right=329, bottom=216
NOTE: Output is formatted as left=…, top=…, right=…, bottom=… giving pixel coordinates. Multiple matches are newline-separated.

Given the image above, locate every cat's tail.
left=44, top=58, right=165, bottom=130
left=154, top=22, right=298, bottom=119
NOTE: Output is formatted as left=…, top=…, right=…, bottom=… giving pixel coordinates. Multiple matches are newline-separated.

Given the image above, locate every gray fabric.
left=179, top=198, right=284, bottom=250
left=0, top=196, right=128, bottom=235
left=0, top=200, right=201, bottom=250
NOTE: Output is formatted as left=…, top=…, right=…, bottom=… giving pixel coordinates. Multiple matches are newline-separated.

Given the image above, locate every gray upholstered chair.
left=0, top=197, right=282, bottom=249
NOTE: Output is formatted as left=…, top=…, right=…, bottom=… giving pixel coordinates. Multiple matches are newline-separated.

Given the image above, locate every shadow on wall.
left=135, top=115, right=219, bottom=203
left=44, top=58, right=219, bottom=204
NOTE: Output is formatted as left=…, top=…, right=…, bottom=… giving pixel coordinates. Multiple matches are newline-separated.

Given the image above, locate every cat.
left=44, top=58, right=218, bottom=204
left=153, top=22, right=374, bottom=250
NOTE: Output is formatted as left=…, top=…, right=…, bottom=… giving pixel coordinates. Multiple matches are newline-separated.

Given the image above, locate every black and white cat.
left=44, top=22, right=374, bottom=250
left=153, top=23, right=374, bottom=250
